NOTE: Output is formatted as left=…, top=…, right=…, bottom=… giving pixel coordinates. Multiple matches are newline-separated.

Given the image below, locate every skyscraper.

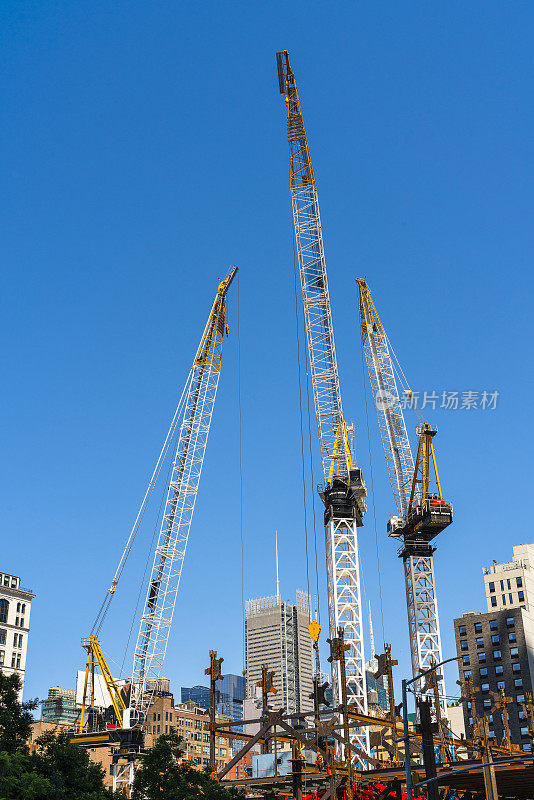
left=181, top=673, right=245, bottom=721
left=245, top=590, right=313, bottom=714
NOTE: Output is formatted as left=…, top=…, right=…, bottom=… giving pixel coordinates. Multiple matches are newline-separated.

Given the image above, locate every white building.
left=483, top=543, right=534, bottom=612
left=0, top=571, right=35, bottom=698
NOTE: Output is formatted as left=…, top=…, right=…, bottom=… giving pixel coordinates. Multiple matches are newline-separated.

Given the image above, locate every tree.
left=30, top=730, right=114, bottom=799
left=0, top=674, right=112, bottom=799
left=132, top=732, right=245, bottom=800
left=0, top=672, right=38, bottom=753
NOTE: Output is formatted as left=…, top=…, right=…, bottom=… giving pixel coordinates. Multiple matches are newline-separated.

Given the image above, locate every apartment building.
left=483, top=543, right=534, bottom=613
left=0, top=571, right=35, bottom=698
left=454, top=607, right=533, bottom=750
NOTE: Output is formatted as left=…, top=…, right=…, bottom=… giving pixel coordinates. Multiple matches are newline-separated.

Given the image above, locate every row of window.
left=458, top=617, right=515, bottom=637
left=462, top=651, right=520, bottom=666
left=460, top=631, right=517, bottom=650
left=0, top=601, right=27, bottom=626
left=490, top=592, right=524, bottom=607
left=0, top=651, right=21, bottom=669
left=464, top=662, right=521, bottom=679
left=0, top=575, right=18, bottom=589
left=488, top=577, right=522, bottom=593
left=0, top=630, right=24, bottom=648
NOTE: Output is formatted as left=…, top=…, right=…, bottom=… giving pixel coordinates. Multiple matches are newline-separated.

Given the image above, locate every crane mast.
left=357, top=279, right=451, bottom=714
left=124, top=267, right=238, bottom=727
left=276, top=51, right=369, bottom=763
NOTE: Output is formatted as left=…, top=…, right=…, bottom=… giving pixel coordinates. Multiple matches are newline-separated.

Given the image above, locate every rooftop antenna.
left=369, top=600, right=375, bottom=660
left=275, top=531, right=280, bottom=601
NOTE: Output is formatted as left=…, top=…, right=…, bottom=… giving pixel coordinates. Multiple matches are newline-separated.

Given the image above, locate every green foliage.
left=0, top=673, right=37, bottom=754
left=132, top=731, right=245, bottom=800
left=0, top=674, right=112, bottom=799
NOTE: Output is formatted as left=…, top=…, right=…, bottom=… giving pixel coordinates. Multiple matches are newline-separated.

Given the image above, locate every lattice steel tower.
left=276, top=51, right=369, bottom=763
left=357, top=279, right=452, bottom=714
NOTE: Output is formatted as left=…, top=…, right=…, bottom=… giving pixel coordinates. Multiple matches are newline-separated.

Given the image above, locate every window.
left=0, top=600, right=8, bottom=625
left=515, top=679, right=523, bottom=688
left=19, top=619, right=24, bottom=628
left=157, top=725, right=160, bottom=733
left=158, top=714, right=160, bottom=721
left=480, top=667, right=488, bottom=676
left=0, top=630, right=5, bottom=646
left=491, top=597, right=497, bottom=607
left=523, top=743, right=532, bottom=751
left=509, top=593, right=513, bottom=604
left=488, top=730, right=495, bottom=738
left=152, top=725, right=155, bottom=734
left=497, top=681, right=505, bottom=690
left=153, top=713, right=156, bottom=720
left=489, top=582, right=495, bottom=593
left=511, top=647, right=519, bottom=657
left=476, top=637, right=484, bottom=647
left=507, top=579, right=511, bottom=590
left=517, top=576, right=523, bottom=588
left=460, top=640, right=468, bottom=650
left=500, top=580, right=504, bottom=591
left=11, top=653, right=16, bottom=668
left=521, top=727, right=529, bottom=737
left=468, top=717, right=473, bottom=725
left=478, top=652, right=486, bottom=663
left=459, top=625, right=467, bottom=636
left=502, top=595, right=506, bottom=605
left=507, top=617, right=515, bottom=627
left=464, top=670, right=472, bottom=678
left=165, top=725, right=168, bottom=733
left=475, top=622, right=483, bottom=634
left=165, top=712, right=168, bottom=721
left=490, top=620, right=498, bottom=631
left=519, top=710, right=526, bottom=719
left=509, top=631, right=517, bottom=642
left=518, top=591, right=525, bottom=602
left=483, top=699, right=492, bottom=708
left=493, top=650, right=501, bottom=660
left=169, top=714, right=172, bottom=722
left=491, top=635, right=500, bottom=644
left=16, top=603, right=20, bottom=613
left=513, top=663, right=521, bottom=673
left=0, top=651, right=4, bottom=666
left=481, top=683, right=490, bottom=692
left=517, top=694, right=525, bottom=703
left=495, top=666, right=504, bottom=675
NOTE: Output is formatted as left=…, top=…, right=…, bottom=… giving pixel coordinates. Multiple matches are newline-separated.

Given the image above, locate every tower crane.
left=356, top=278, right=452, bottom=714
left=276, top=51, right=369, bottom=762
left=75, top=267, right=237, bottom=790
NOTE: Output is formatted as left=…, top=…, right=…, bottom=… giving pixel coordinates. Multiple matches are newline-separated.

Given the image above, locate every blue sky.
left=1, top=2, right=533, bottom=710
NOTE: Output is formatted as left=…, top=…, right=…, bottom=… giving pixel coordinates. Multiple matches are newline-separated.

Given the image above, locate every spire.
left=369, top=600, right=375, bottom=658
left=275, top=531, right=280, bottom=601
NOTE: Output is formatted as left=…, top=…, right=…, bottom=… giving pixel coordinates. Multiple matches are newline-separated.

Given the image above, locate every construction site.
left=25, top=48, right=526, bottom=800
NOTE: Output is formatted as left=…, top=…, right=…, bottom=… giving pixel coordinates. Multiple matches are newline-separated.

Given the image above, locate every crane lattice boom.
left=126, top=267, right=237, bottom=725
left=277, top=51, right=369, bottom=765
left=357, top=278, right=449, bottom=713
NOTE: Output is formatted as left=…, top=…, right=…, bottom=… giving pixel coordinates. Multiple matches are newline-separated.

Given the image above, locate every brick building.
left=454, top=607, right=533, bottom=750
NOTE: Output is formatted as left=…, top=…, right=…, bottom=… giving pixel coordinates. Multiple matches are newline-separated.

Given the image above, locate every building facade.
left=454, top=607, right=533, bottom=750
left=181, top=673, right=245, bottom=721
left=41, top=686, right=80, bottom=726
left=0, top=571, right=35, bottom=697
left=483, top=543, right=534, bottom=612
left=245, top=591, right=313, bottom=714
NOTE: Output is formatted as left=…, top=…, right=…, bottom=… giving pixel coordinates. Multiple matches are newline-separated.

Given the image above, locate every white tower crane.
left=357, top=279, right=452, bottom=715
left=276, top=51, right=369, bottom=764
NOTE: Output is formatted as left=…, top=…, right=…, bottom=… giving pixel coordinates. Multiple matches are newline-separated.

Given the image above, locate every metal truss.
left=404, top=552, right=446, bottom=714
left=129, top=270, right=236, bottom=721
left=326, top=515, right=370, bottom=765
left=358, top=279, right=447, bottom=712
left=278, top=52, right=369, bottom=764
left=360, top=317, right=414, bottom=518
left=111, top=761, right=135, bottom=793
